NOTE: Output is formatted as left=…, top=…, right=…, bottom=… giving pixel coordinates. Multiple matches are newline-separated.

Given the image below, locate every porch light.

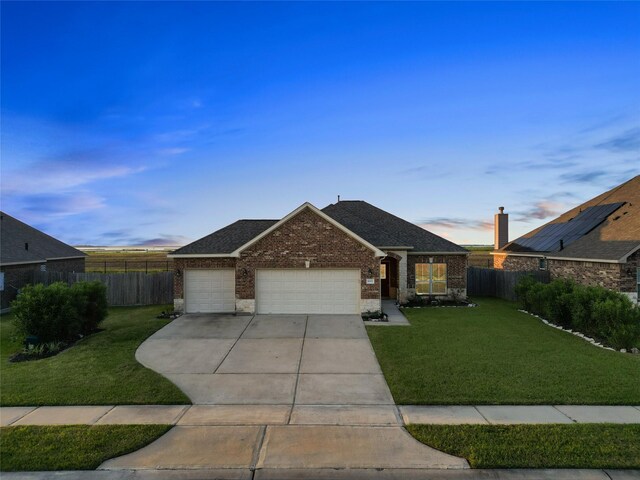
left=429, top=257, right=434, bottom=264
left=175, top=269, right=182, bottom=278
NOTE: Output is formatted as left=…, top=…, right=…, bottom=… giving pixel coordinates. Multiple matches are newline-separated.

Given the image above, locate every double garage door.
left=184, top=268, right=360, bottom=314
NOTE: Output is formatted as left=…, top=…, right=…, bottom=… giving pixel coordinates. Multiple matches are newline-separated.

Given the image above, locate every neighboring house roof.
left=0, top=212, right=86, bottom=266
left=171, top=219, right=278, bottom=255
left=172, top=200, right=467, bottom=256
left=322, top=200, right=468, bottom=253
left=498, top=175, right=640, bottom=262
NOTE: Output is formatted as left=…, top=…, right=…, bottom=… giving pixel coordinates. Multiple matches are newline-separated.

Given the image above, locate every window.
left=539, top=258, right=547, bottom=270
left=380, top=264, right=387, bottom=280
left=415, top=263, right=447, bottom=295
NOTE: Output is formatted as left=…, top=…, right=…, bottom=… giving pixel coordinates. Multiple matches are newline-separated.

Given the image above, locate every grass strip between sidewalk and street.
left=0, top=424, right=171, bottom=471
left=0, top=305, right=190, bottom=406
left=367, top=297, right=640, bottom=405
left=407, top=423, right=640, bottom=469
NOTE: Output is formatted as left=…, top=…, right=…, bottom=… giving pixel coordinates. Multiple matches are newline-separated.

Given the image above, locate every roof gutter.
left=167, top=253, right=238, bottom=258
left=491, top=251, right=629, bottom=264
left=409, top=251, right=469, bottom=255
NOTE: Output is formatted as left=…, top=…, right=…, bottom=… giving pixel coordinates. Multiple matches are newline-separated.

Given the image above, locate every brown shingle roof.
left=501, top=175, right=640, bottom=261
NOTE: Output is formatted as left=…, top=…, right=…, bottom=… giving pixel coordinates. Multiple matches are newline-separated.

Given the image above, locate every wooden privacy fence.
left=31, top=271, right=174, bottom=306
left=467, top=266, right=550, bottom=301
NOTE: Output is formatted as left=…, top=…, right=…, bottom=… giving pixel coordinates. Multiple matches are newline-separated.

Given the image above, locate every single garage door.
left=256, top=269, right=360, bottom=314
left=184, top=269, right=235, bottom=313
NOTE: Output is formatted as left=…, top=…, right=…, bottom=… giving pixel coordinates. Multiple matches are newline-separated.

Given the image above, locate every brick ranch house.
left=0, top=212, right=86, bottom=310
left=169, top=201, right=468, bottom=314
left=492, top=175, right=640, bottom=303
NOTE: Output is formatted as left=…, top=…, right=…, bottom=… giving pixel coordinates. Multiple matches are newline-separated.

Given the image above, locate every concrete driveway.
left=104, top=313, right=469, bottom=472
left=136, top=313, right=394, bottom=406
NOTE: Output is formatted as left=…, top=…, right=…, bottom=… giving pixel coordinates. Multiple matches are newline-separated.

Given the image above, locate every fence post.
left=145, top=261, right=148, bottom=274
left=104, top=261, right=107, bottom=274
left=125, top=261, right=127, bottom=273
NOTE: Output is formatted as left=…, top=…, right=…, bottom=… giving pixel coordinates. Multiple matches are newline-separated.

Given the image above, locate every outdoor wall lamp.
left=175, top=269, right=182, bottom=278
left=241, top=268, right=249, bottom=276
left=429, top=257, right=434, bottom=264
left=305, top=260, right=311, bottom=269
left=367, top=267, right=373, bottom=275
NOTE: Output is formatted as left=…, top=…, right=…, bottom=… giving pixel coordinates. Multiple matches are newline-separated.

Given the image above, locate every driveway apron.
left=101, top=313, right=468, bottom=470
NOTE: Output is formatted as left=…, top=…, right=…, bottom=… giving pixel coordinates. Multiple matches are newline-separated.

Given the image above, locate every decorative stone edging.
left=518, top=309, right=638, bottom=354
left=400, top=303, right=478, bottom=309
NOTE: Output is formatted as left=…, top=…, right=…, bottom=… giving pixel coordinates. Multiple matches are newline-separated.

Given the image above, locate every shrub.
left=71, top=281, right=108, bottom=333
left=11, top=283, right=81, bottom=343
left=11, top=281, right=109, bottom=345
left=541, top=279, right=576, bottom=327
left=524, top=282, right=547, bottom=317
left=515, top=275, right=538, bottom=310
left=515, top=277, right=640, bottom=350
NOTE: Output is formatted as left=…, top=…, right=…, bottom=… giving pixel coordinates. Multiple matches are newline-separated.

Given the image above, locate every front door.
left=381, top=261, right=390, bottom=298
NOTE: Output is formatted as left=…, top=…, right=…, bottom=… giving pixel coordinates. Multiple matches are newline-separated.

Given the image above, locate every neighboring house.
left=493, top=175, right=640, bottom=303
left=169, top=201, right=468, bottom=314
left=0, top=212, right=86, bottom=310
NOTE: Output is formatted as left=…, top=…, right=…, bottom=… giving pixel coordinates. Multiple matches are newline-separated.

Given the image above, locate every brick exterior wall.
left=0, top=263, right=42, bottom=310
left=1, top=257, right=86, bottom=310
left=406, top=254, right=467, bottom=300
left=173, top=257, right=237, bottom=298
left=494, top=251, right=639, bottom=301
left=237, top=208, right=380, bottom=300
left=46, top=258, right=85, bottom=273
left=494, top=254, right=539, bottom=271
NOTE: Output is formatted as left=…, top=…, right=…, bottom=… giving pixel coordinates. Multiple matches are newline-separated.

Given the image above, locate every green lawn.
left=408, top=424, right=640, bottom=469
left=0, top=305, right=190, bottom=406
left=0, top=425, right=170, bottom=471
left=367, top=297, right=640, bottom=404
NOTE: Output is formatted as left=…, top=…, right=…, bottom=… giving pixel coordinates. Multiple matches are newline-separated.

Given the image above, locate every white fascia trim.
left=378, top=246, right=414, bottom=250
left=409, top=251, right=469, bottom=255
left=620, top=244, right=640, bottom=263
left=0, top=260, right=45, bottom=267
left=232, top=202, right=387, bottom=258
left=46, top=256, right=87, bottom=261
left=491, top=251, right=626, bottom=264
left=546, top=256, right=622, bottom=264
left=167, top=253, right=238, bottom=258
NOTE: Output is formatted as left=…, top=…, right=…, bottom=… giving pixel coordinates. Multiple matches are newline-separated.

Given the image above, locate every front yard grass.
left=0, top=305, right=190, bottom=406
left=367, top=297, right=640, bottom=404
left=408, top=424, right=640, bottom=469
left=0, top=425, right=170, bottom=471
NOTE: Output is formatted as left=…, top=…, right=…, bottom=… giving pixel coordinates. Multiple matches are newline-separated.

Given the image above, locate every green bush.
left=515, top=277, right=640, bottom=350
left=71, top=281, right=108, bottom=333
left=11, top=283, right=81, bottom=343
left=515, top=275, right=538, bottom=311
left=541, top=279, right=575, bottom=327
left=11, top=281, right=108, bottom=345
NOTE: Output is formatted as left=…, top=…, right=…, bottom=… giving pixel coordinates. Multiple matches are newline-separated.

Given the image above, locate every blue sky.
left=2, top=2, right=639, bottom=246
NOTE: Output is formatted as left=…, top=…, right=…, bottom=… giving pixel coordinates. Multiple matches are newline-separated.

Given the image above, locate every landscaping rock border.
left=518, top=309, right=639, bottom=354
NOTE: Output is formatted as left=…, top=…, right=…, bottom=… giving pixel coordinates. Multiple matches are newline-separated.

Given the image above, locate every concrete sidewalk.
left=4, top=404, right=640, bottom=426
left=3, top=468, right=640, bottom=479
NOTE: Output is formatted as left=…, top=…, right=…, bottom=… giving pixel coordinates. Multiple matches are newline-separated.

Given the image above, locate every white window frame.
left=415, top=263, right=447, bottom=295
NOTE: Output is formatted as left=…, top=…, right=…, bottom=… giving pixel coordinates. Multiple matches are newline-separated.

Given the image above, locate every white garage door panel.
left=256, top=269, right=360, bottom=314
left=185, top=269, right=235, bottom=313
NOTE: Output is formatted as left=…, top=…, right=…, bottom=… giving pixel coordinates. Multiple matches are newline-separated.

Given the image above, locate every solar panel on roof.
left=510, top=202, right=625, bottom=252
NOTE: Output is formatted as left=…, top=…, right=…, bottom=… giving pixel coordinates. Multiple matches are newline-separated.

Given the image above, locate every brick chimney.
left=494, top=206, right=508, bottom=250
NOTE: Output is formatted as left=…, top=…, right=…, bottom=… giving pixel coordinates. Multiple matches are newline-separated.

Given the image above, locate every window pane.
left=432, top=281, right=447, bottom=294
left=380, top=264, right=387, bottom=280
left=416, top=282, right=430, bottom=294
left=415, top=263, right=428, bottom=282
left=432, top=264, right=447, bottom=281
